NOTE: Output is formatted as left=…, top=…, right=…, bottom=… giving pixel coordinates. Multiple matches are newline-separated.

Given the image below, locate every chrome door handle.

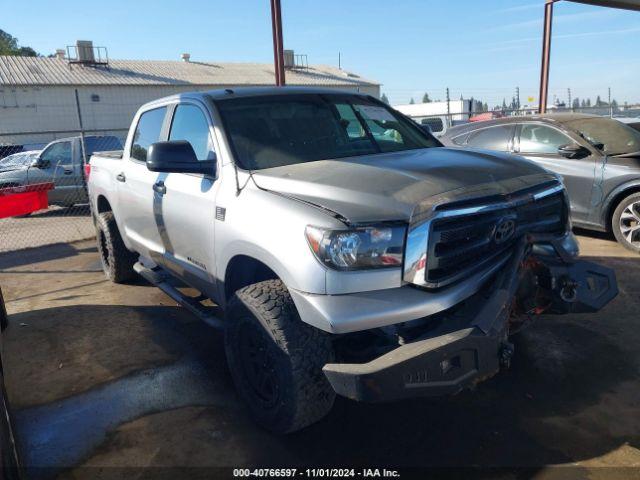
left=63, top=169, right=73, bottom=175
left=153, top=181, right=166, bottom=195
left=116, top=173, right=126, bottom=182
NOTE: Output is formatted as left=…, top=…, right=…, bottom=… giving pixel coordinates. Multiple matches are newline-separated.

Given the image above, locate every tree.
left=595, top=95, right=603, bottom=107
left=501, top=98, right=508, bottom=110
left=0, top=29, right=38, bottom=56
left=586, top=98, right=591, bottom=107
left=422, top=92, right=431, bottom=103
left=572, top=98, right=580, bottom=110
left=611, top=99, right=618, bottom=110
left=409, top=98, right=415, bottom=104
left=381, top=93, right=390, bottom=105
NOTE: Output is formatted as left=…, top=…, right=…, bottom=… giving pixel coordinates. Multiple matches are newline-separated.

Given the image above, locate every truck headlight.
left=305, top=225, right=406, bottom=270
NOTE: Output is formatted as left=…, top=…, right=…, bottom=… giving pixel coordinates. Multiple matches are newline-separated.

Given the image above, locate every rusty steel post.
left=538, top=0, right=555, bottom=114
left=270, top=0, right=286, bottom=86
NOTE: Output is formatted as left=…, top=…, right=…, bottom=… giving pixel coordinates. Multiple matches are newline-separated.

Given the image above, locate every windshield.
left=216, top=94, right=440, bottom=170
left=564, top=117, right=640, bottom=155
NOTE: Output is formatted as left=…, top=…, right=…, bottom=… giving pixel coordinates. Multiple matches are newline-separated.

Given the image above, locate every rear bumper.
left=323, top=237, right=618, bottom=402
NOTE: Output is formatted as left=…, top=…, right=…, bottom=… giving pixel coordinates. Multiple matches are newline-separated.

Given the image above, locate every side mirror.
left=557, top=143, right=590, bottom=159
left=33, top=157, right=49, bottom=168
left=146, top=141, right=216, bottom=175
left=419, top=124, right=432, bottom=135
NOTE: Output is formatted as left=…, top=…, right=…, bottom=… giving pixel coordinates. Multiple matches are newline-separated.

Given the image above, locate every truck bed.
left=90, top=150, right=123, bottom=161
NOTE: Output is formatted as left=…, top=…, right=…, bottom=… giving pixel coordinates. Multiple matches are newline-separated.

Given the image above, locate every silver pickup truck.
left=87, top=87, right=617, bottom=433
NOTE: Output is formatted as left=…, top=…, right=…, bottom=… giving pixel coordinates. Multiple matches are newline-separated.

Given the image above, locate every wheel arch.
left=96, top=194, right=112, bottom=213
left=604, top=181, right=640, bottom=230
left=223, top=254, right=280, bottom=302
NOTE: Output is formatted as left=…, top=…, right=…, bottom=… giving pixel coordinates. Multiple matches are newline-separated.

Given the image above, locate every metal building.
left=0, top=43, right=380, bottom=145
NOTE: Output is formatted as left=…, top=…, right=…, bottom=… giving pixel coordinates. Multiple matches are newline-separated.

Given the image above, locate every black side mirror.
left=557, top=143, right=590, bottom=159
left=147, top=141, right=216, bottom=175
left=33, top=157, right=49, bottom=168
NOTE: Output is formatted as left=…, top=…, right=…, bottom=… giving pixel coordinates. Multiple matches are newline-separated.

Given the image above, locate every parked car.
left=0, top=136, right=121, bottom=208
left=441, top=114, right=640, bottom=252
left=88, top=88, right=617, bottom=433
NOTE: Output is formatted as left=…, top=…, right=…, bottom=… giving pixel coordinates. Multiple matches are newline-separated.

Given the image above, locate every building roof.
left=0, top=56, right=379, bottom=88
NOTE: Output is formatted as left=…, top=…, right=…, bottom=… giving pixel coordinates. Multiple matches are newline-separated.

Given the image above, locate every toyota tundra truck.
left=87, top=87, right=618, bottom=433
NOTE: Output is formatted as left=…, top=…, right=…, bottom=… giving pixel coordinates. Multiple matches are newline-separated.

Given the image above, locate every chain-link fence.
left=0, top=128, right=127, bottom=253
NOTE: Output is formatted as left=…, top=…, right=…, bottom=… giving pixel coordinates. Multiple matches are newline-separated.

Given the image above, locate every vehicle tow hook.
left=559, top=276, right=579, bottom=303
left=500, top=341, right=515, bottom=369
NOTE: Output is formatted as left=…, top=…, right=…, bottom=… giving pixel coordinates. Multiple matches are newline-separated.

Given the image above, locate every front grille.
left=424, top=188, right=566, bottom=287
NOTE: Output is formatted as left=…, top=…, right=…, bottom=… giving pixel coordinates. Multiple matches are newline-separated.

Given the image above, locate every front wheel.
left=225, top=280, right=335, bottom=433
left=612, top=192, right=640, bottom=253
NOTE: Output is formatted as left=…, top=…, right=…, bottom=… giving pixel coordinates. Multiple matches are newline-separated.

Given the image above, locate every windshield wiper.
left=611, top=150, right=640, bottom=158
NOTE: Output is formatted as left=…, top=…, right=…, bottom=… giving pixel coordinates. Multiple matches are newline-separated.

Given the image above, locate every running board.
left=134, top=262, right=224, bottom=329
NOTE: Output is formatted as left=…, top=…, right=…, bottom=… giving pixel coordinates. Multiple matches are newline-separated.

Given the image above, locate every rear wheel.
left=225, top=280, right=335, bottom=433
left=612, top=193, right=640, bottom=253
left=95, top=211, right=137, bottom=283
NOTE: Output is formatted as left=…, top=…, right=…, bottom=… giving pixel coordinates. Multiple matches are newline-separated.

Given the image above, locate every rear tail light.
left=84, top=163, right=91, bottom=180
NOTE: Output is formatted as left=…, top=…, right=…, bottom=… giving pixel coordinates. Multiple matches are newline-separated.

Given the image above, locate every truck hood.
left=0, top=165, right=26, bottom=174
left=251, top=147, right=551, bottom=223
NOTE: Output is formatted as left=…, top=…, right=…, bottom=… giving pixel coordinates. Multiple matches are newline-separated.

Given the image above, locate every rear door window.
left=130, top=107, right=167, bottom=162
left=466, top=125, right=513, bottom=151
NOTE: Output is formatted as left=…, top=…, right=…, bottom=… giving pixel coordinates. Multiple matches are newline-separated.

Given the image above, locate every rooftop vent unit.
left=66, top=41, right=109, bottom=67
left=283, top=50, right=308, bottom=70
left=55, top=49, right=66, bottom=60
left=181, top=53, right=191, bottom=62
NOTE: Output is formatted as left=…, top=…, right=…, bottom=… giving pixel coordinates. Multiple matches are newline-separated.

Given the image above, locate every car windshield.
left=564, top=117, right=640, bottom=155
left=215, top=93, right=439, bottom=170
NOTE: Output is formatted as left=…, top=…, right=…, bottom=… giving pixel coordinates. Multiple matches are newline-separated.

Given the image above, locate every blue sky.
left=2, top=0, right=639, bottom=106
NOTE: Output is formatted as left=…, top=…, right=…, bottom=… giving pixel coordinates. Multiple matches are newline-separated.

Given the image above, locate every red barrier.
left=0, top=183, right=54, bottom=219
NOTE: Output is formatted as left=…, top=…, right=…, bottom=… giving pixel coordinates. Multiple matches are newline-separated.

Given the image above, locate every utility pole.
left=567, top=88, right=572, bottom=112
left=338, top=52, right=341, bottom=70
left=538, top=0, right=555, bottom=114
left=608, top=87, right=612, bottom=117
left=446, top=87, right=450, bottom=126
left=270, top=0, right=286, bottom=86
left=515, top=86, right=520, bottom=112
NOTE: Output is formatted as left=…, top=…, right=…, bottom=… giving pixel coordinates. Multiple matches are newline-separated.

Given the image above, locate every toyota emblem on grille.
left=493, top=218, right=516, bottom=244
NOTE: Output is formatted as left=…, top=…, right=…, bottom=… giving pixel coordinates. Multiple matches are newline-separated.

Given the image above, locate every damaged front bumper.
left=323, top=234, right=618, bottom=402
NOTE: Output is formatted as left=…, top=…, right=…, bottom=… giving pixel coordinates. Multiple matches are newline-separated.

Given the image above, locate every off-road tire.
left=225, top=279, right=335, bottom=433
left=612, top=192, right=640, bottom=253
left=95, top=211, right=137, bottom=283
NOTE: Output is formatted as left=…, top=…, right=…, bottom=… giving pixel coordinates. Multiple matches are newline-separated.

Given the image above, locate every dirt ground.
left=1, top=231, right=639, bottom=479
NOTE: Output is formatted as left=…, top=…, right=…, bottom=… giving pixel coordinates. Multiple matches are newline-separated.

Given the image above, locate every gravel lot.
left=0, top=232, right=638, bottom=479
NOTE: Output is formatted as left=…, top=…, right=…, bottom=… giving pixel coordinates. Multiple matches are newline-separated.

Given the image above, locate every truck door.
left=154, top=102, right=219, bottom=298
left=117, top=106, right=169, bottom=259
left=30, top=140, right=79, bottom=206
left=515, top=123, right=596, bottom=224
